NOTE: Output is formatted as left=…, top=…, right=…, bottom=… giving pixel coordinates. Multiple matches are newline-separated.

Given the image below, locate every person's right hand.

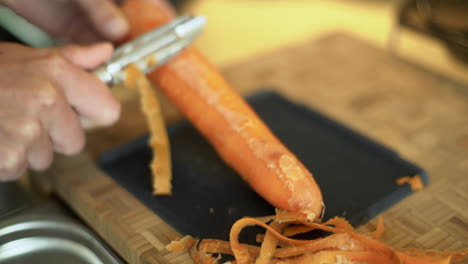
left=0, top=42, right=120, bottom=181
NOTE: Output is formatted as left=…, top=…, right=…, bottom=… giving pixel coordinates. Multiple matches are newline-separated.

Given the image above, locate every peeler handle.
left=93, top=15, right=206, bottom=86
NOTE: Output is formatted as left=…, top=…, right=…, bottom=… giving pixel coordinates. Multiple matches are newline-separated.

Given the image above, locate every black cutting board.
left=98, top=91, right=427, bottom=241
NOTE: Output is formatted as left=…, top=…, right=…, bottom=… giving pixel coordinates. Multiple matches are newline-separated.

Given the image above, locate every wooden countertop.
left=36, top=33, right=468, bottom=264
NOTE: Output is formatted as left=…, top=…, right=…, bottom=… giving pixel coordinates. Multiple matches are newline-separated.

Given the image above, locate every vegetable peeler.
left=93, top=15, right=206, bottom=86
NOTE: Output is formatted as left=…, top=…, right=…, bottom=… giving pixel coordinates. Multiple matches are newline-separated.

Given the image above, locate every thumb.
left=57, top=43, right=114, bottom=69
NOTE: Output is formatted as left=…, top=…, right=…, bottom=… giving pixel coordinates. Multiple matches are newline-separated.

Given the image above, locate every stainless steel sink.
left=0, top=183, right=123, bottom=264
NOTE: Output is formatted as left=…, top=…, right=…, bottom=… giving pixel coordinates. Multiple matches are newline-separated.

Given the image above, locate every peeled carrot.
left=121, top=0, right=323, bottom=217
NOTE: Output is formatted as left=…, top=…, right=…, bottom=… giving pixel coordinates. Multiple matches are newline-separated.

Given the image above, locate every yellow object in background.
left=187, top=0, right=468, bottom=85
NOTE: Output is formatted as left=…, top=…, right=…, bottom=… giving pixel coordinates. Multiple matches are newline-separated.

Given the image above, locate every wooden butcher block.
left=37, top=33, right=468, bottom=264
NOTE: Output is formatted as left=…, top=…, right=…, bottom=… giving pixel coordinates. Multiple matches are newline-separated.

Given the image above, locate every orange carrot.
left=121, top=0, right=323, bottom=217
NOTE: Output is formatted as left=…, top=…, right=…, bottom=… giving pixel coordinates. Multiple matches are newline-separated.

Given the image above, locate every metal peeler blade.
left=94, top=15, right=206, bottom=86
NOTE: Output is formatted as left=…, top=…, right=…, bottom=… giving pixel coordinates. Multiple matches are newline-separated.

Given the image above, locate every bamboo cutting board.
left=37, top=33, right=468, bottom=264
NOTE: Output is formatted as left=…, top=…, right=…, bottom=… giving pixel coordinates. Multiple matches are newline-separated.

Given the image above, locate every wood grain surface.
left=39, top=33, right=468, bottom=264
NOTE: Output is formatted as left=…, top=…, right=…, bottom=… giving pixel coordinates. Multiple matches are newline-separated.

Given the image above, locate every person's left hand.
left=0, top=42, right=120, bottom=181
left=2, top=0, right=129, bottom=43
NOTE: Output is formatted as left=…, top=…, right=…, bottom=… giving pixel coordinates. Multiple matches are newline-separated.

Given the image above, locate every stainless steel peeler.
left=93, top=15, right=206, bottom=86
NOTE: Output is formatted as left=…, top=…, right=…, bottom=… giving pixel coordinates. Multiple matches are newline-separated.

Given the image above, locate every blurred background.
left=183, top=0, right=468, bottom=85
left=1, top=0, right=467, bottom=84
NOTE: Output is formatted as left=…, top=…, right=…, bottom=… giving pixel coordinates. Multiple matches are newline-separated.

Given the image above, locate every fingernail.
left=105, top=16, right=129, bottom=40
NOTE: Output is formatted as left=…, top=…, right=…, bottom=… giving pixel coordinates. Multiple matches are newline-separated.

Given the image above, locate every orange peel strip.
left=397, top=248, right=468, bottom=263
left=229, top=217, right=396, bottom=262
left=189, top=247, right=220, bottom=264
left=255, top=221, right=286, bottom=264
left=229, top=218, right=319, bottom=264
left=277, top=250, right=396, bottom=264
left=396, top=251, right=452, bottom=264
left=396, top=175, right=424, bottom=191
left=273, top=233, right=362, bottom=258
left=321, top=216, right=355, bottom=232
left=165, top=235, right=196, bottom=252
left=198, top=239, right=260, bottom=256
left=283, top=216, right=355, bottom=237
left=170, top=216, right=467, bottom=264
left=124, top=64, right=172, bottom=195
left=369, top=216, right=385, bottom=240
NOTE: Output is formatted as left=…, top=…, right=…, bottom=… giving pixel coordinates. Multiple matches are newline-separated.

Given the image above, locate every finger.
left=48, top=105, right=85, bottom=155
left=70, top=30, right=103, bottom=45
left=56, top=18, right=104, bottom=45
left=57, top=43, right=114, bottom=69
left=34, top=82, right=86, bottom=156
left=0, top=112, right=54, bottom=171
left=0, top=138, right=27, bottom=182
left=75, top=0, right=129, bottom=41
left=26, top=123, right=54, bottom=171
left=44, top=53, right=120, bottom=126
left=0, top=113, right=42, bottom=148
left=0, top=113, right=53, bottom=172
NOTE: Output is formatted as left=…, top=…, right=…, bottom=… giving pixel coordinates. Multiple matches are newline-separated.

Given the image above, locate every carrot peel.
left=396, top=175, right=424, bottom=191
left=168, top=215, right=467, bottom=264
left=124, top=64, right=172, bottom=195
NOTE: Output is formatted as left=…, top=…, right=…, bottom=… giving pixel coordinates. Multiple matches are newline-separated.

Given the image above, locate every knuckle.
left=41, top=51, right=66, bottom=71
left=0, top=147, right=24, bottom=173
left=33, top=82, right=62, bottom=110
left=17, top=119, right=41, bottom=142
